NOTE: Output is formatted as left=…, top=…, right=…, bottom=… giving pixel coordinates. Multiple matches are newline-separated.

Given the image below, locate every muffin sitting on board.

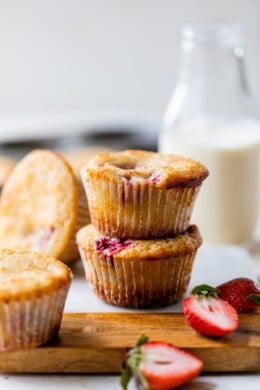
left=81, top=150, right=208, bottom=238
left=0, top=249, right=71, bottom=351
left=77, top=224, right=202, bottom=308
left=0, top=149, right=80, bottom=263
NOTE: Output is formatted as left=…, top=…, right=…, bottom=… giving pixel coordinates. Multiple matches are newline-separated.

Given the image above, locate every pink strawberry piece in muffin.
left=95, top=237, right=133, bottom=265
left=35, top=226, right=56, bottom=252
left=77, top=224, right=202, bottom=308
left=147, top=171, right=160, bottom=184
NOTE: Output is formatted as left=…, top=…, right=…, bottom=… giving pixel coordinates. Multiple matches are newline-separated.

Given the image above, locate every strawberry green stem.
left=192, top=284, right=219, bottom=299
left=120, top=335, right=149, bottom=390
left=248, top=294, right=260, bottom=306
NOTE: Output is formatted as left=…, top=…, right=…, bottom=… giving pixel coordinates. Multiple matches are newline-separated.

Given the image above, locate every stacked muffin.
left=77, top=150, right=208, bottom=308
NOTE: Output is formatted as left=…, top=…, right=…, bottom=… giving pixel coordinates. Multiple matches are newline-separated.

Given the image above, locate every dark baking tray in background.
left=0, top=130, right=158, bottom=161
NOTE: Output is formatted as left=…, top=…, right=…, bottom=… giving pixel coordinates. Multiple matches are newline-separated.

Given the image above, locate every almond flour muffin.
left=0, top=150, right=78, bottom=263
left=0, top=249, right=71, bottom=351
left=60, top=147, right=113, bottom=262
left=77, top=224, right=202, bottom=308
left=81, top=150, right=208, bottom=239
left=0, top=155, right=15, bottom=191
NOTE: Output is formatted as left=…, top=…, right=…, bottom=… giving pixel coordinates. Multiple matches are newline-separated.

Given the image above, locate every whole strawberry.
left=217, top=277, right=260, bottom=313
left=183, top=284, right=238, bottom=337
left=121, top=335, right=203, bottom=390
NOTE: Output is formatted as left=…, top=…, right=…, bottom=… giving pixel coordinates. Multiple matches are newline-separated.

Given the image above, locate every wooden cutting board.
left=0, top=312, right=259, bottom=373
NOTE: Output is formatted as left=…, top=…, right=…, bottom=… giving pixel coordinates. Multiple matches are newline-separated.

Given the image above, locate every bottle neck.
left=178, top=41, right=250, bottom=95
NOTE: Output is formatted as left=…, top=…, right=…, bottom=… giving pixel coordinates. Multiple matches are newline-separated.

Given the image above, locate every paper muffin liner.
left=61, top=177, right=90, bottom=263
left=0, top=283, right=70, bottom=352
left=79, top=246, right=197, bottom=309
left=83, top=176, right=200, bottom=238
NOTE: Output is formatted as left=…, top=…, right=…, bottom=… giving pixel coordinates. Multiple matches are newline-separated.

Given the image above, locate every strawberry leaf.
left=248, top=294, right=260, bottom=305
left=120, top=365, right=132, bottom=390
left=136, top=335, right=149, bottom=347
left=134, top=367, right=150, bottom=390
left=120, top=335, right=149, bottom=389
left=192, top=284, right=219, bottom=298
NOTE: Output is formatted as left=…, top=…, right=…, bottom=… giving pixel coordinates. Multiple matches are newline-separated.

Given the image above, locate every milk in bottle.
left=159, top=23, right=260, bottom=243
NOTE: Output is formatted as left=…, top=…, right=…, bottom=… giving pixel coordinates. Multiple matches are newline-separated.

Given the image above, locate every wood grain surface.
left=0, top=312, right=259, bottom=373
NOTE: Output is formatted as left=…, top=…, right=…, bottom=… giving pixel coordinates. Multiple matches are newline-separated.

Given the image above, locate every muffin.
left=60, top=147, right=113, bottom=262
left=0, top=149, right=78, bottom=263
left=0, top=249, right=72, bottom=351
left=81, top=150, right=208, bottom=239
left=77, top=224, right=202, bottom=308
left=0, top=155, right=15, bottom=191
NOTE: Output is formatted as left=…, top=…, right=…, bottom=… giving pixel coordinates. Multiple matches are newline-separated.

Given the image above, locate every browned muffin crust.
left=0, top=149, right=78, bottom=261
left=0, top=249, right=72, bottom=300
left=84, top=150, right=209, bottom=189
left=77, top=224, right=202, bottom=261
left=81, top=150, right=208, bottom=239
left=77, top=224, right=202, bottom=308
left=0, top=249, right=72, bottom=351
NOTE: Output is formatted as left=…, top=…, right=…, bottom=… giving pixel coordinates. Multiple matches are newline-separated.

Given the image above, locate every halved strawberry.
left=183, top=285, right=238, bottom=337
left=121, top=335, right=203, bottom=390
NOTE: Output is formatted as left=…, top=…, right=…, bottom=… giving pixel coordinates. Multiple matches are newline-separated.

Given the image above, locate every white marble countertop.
left=1, top=244, right=260, bottom=389
left=0, top=373, right=260, bottom=390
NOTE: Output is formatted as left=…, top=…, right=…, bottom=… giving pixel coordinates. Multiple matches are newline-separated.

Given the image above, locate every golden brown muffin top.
left=0, top=149, right=78, bottom=259
left=0, top=249, right=72, bottom=300
left=83, top=150, right=208, bottom=188
left=77, top=224, right=202, bottom=261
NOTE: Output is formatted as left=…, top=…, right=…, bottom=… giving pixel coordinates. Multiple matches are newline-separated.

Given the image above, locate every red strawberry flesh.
left=217, top=277, right=260, bottom=313
left=95, top=237, right=133, bottom=257
left=183, top=295, right=238, bottom=337
left=140, top=341, right=203, bottom=390
left=147, top=172, right=160, bottom=185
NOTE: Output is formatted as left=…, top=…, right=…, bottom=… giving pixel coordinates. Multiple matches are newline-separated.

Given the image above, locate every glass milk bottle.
left=159, top=23, right=260, bottom=244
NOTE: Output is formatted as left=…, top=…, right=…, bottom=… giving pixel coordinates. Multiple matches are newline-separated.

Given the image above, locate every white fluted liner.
left=79, top=247, right=197, bottom=309
left=84, top=176, right=201, bottom=239
left=0, top=284, right=70, bottom=352
left=61, top=177, right=90, bottom=263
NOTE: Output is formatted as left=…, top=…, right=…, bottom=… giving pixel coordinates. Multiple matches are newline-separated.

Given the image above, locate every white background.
left=0, top=0, right=259, bottom=139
